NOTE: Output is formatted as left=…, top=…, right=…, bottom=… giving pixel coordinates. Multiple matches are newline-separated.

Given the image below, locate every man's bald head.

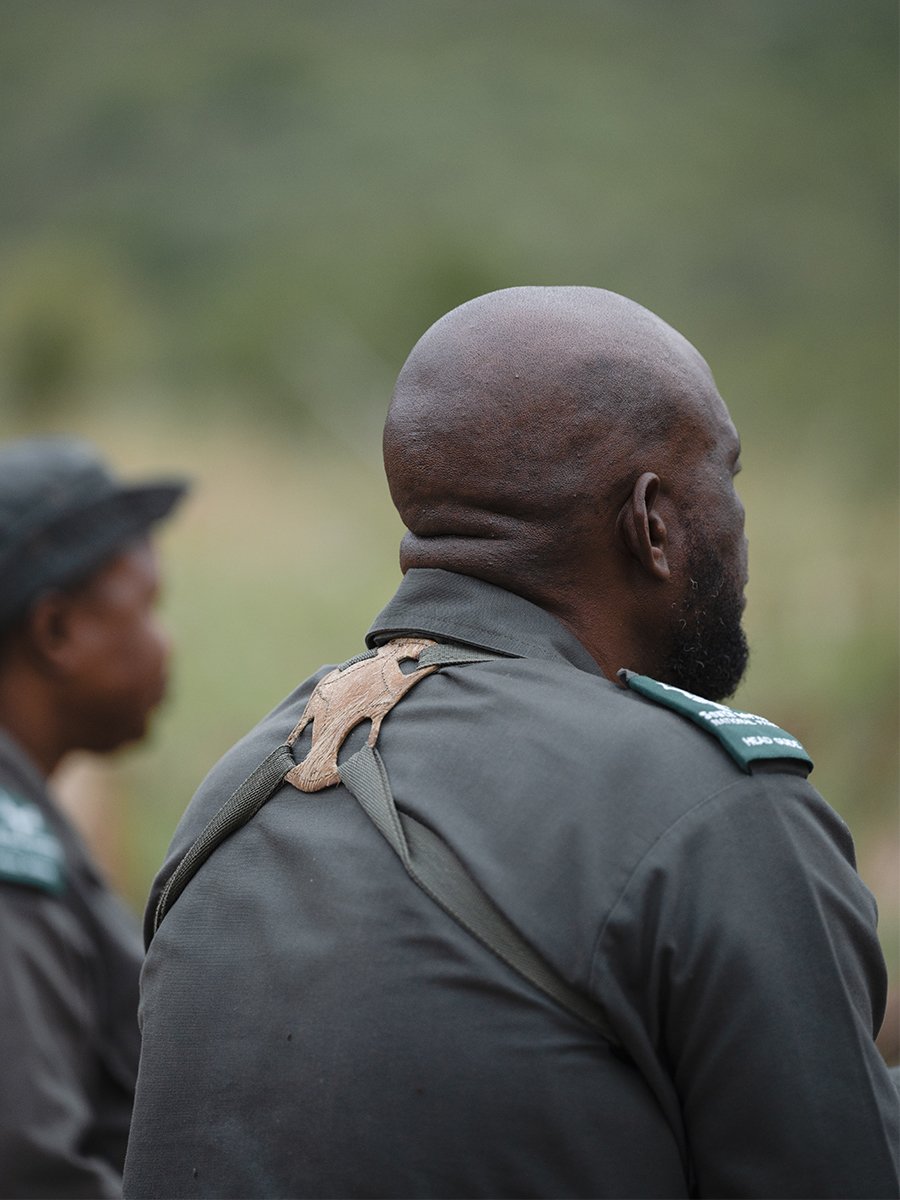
left=384, top=286, right=722, bottom=590
left=383, top=286, right=748, bottom=696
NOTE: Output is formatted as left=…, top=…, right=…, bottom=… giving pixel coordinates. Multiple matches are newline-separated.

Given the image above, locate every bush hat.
left=0, top=436, right=189, bottom=629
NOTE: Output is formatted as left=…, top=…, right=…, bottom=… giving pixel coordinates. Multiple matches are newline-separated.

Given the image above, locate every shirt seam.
left=587, top=774, right=757, bottom=989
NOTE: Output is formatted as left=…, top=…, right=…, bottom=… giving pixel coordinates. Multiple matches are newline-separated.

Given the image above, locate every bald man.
left=125, top=289, right=898, bottom=1199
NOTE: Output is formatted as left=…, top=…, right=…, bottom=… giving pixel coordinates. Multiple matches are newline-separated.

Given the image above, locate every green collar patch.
left=619, top=670, right=813, bottom=774
left=0, top=788, right=65, bottom=894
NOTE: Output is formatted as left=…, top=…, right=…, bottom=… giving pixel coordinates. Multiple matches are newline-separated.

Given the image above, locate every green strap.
left=417, top=643, right=501, bottom=668
left=153, top=743, right=295, bottom=935
left=151, top=644, right=495, bottom=938
left=149, top=640, right=617, bottom=1045
left=339, top=743, right=617, bottom=1043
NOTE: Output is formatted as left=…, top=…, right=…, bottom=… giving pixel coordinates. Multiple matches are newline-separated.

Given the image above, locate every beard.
left=660, top=529, right=749, bottom=703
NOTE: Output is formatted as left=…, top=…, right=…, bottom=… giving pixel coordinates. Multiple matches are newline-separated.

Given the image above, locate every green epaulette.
left=0, top=787, right=65, bottom=894
left=619, top=670, right=813, bottom=774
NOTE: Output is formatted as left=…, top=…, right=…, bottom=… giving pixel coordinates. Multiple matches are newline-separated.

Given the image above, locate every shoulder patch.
left=0, top=788, right=65, bottom=894
left=619, top=670, right=813, bottom=774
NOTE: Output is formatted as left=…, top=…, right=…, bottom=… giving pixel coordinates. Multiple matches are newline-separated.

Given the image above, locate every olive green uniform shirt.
left=125, top=569, right=899, bottom=1199
left=0, top=730, right=142, bottom=1198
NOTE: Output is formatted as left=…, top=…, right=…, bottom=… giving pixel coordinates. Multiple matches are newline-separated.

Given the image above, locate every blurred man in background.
left=126, top=288, right=898, bottom=1199
left=0, top=437, right=187, bottom=1198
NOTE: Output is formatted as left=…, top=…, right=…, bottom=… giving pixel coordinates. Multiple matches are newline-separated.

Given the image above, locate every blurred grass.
left=0, top=1, right=896, bottom=481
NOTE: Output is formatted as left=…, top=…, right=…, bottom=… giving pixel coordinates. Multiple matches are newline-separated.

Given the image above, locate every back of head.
left=384, top=286, right=714, bottom=597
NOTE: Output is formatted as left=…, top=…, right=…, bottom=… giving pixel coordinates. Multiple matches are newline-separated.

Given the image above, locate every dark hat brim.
left=0, top=477, right=190, bottom=630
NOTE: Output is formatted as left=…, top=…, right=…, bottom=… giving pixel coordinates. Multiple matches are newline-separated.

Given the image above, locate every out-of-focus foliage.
left=1, top=1, right=896, bottom=482
left=1, top=2, right=897, bottom=1004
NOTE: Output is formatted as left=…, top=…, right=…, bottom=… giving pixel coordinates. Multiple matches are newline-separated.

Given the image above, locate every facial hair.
left=661, top=532, right=749, bottom=703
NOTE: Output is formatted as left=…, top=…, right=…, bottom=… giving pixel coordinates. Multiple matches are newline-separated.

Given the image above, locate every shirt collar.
left=366, top=568, right=605, bottom=678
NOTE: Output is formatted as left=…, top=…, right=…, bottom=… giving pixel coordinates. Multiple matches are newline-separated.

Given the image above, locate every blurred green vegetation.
left=1, top=1, right=897, bottom=988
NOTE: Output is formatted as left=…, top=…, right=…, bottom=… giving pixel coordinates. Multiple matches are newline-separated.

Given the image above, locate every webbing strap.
left=148, top=639, right=618, bottom=1045
left=417, top=642, right=501, bottom=668
left=339, top=744, right=617, bottom=1042
left=151, top=642, right=492, bottom=939
left=152, top=744, right=294, bottom=935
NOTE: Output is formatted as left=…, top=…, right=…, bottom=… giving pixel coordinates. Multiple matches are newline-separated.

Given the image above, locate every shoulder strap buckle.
left=284, top=637, right=439, bottom=793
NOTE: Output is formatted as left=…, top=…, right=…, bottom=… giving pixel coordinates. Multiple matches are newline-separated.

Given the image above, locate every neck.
left=400, top=535, right=663, bottom=682
left=0, top=673, right=67, bottom=778
left=536, top=580, right=668, bottom=685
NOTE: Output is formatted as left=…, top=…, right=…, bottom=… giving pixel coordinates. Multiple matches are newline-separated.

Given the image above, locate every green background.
left=2, top=1, right=897, bottom=1051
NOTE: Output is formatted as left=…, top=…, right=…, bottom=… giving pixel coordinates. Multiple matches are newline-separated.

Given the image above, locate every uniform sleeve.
left=604, top=769, right=900, bottom=1199
left=0, top=887, right=125, bottom=1199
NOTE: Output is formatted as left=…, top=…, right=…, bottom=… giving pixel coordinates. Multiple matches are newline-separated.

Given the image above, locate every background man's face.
left=64, top=539, right=172, bottom=752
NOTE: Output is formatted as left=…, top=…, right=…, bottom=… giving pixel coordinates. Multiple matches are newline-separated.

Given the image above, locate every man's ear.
left=24, top=591, right=82, bottom=675
left=616, top=471, right=671, bottom=581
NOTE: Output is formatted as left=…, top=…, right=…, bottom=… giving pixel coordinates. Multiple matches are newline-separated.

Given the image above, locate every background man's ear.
left=24, top=592, right=81, bottom=675
left=617, top=471, right=671, bottom=581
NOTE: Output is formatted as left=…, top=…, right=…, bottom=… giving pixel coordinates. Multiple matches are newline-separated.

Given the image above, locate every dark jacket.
left=125, top=569, right=900, bottom=1199
left=0, top=731, right=141, bottom=1198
